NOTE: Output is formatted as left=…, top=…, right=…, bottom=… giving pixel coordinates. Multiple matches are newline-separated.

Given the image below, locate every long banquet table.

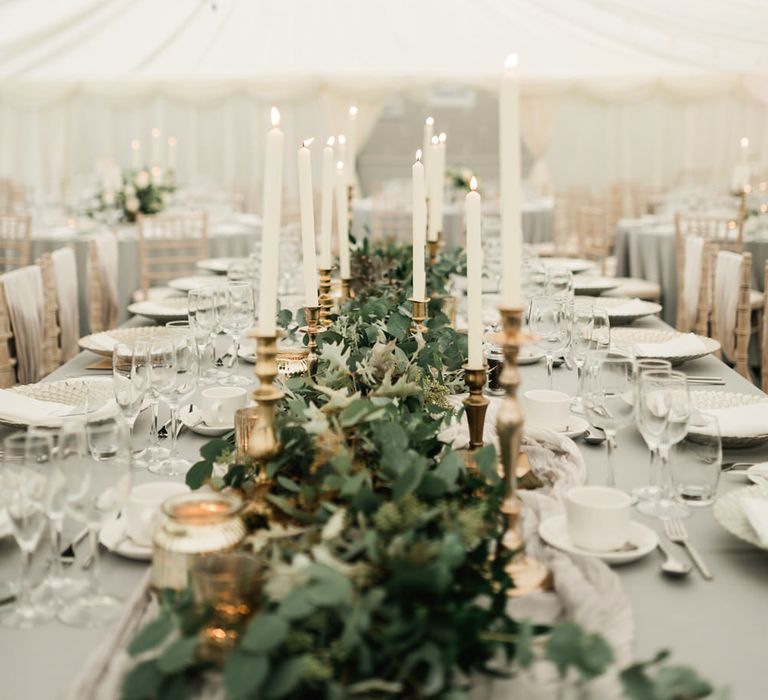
left=0, top=316, right=766, bottom=699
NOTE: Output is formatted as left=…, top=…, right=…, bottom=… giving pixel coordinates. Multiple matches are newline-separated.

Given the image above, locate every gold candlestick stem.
left=463, top=364, right=489, bottom=450
left=246, top=330, right=286, bottom=473
left=426, top=231, right=442, bottom=266
left=409, top=297, right=428, bottom=334
left=302, top=306, right=321, bottom=378
left=496, top=306, right=552, bottom=597
left=340, top=277, right=352, bottom=302
left=318, top=267, right=333, bottom=327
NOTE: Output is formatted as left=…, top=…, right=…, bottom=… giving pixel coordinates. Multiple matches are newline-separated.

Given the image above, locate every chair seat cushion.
left=131, top=287, right=185, bottom=303
left=604, top=277, right=662, bottom=301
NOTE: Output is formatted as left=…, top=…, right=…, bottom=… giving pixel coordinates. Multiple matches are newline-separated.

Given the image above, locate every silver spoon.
left=657, top=540, right=691, bottom=577
left=583, top=426, right=606, bottom=445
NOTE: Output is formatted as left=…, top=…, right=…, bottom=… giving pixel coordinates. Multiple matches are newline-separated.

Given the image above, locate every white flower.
left=135, top=171, right=150, bottom=189
left=103, top=191, right=115, bottom=206
left=124, top=184, right=135, bottom=197
left=126, top=196, right=140, bottom=213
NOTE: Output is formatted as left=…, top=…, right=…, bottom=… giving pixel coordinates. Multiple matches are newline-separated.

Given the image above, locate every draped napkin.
left=632, top=332, right=706, bottom=358
left=699, top=402, right=768, bottom=438
left=0, top=388, right=75, bottom=423
left=682, top=236, right=704, bottom=331
left=1, top=265, right=44, bottom=384
left=51, top=246, right=80, bottom=360
left=714, top=250, right=743, bottom=361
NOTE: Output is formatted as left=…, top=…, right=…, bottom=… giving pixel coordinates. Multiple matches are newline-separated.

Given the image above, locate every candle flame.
left=416, top=149, right=422, bottom=162
left=336, top=160, right=344, bottom=171
left=741, top=136, right=749, bottom=148
left=425, top=116, right=434, bottom=126
left=130, top=139, right=140, bottom=149
left=167, top=136, right=177, bottom=146
left=470, top=176, right=478, bottom=191
left=505, top=53, right=519, bottom=70
left=338, top=134, right=346, bottom=145
left=349, top=105, right=358, bottom=116
left=431, top=135, right=439, bottom=145
left=301, top=137, right=315, bottom=148
left=271, top=106, right=280, bottom=127
left=327, top=136, right=335, bottom=147
left=439, top=132, right=447, bottom=143
left=151, top=127, right=161, bottom=138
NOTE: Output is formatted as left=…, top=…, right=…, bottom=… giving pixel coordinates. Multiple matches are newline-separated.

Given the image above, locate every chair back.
left=36, top=253, right=63, bottom=376
left=137, top=212, right=207, bottom=299
left=553, top=188, right=591, bottom=256
left=88, top=235, right=119, bottom=333
left=675, top=211, right=744, bottom=253
left=710, top=248, right=751, bottom=379
left=577, top=205, right=612, bottom=274
left=0, top=281, right=16, bottom=387
left=0, top=264, right=45, bottom=384
left=0, top=213, right=32, bottom=270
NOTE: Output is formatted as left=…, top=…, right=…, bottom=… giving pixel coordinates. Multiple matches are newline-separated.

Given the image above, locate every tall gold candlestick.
left=409, top=297, right=427, bottom=334
left=427, top=230, right=443, bottom=266
left=496, top=306, right=552, bottom=597
left=463, top=364, right=488, bottom=450
left=318, top=267, right=333, bottom=327
left=302, top=306, right=321, bottom=378
left=247, top=330, right=285, bottom=473
left=347, top=184, right=354, bottom=232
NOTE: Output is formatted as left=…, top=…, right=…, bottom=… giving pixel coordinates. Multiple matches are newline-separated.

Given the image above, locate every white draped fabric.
left=0, top=0, right=766, bottom=201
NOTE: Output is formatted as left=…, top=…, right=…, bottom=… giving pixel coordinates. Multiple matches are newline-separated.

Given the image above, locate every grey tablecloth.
left=0, top=316, right=767, bottom=699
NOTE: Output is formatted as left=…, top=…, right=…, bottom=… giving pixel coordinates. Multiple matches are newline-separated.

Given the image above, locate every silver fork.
left=664, top=519, right=713, bottom=581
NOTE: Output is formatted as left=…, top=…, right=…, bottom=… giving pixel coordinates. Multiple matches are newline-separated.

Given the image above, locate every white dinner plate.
left=572, top=276, right=620, bottom=296
left=100, top=516, right=152, bottom=561
left=689, top=391, right=768, bottom=448
left=168, top=275, right=228, bottom=293
left=575, top=295, right=662, bottom=325
left=196, top=257, right=239, bottom=275
left=539, top=515, right=658, bottom=565
left=517, top=347, right=545, bottom=365
left=127, top=297, right=188, bottom=322
left=610, top=327, right=720, bottom=365
left=542, top=258, right=595, bottom=275
left=713, top=486, right=768, bottom=551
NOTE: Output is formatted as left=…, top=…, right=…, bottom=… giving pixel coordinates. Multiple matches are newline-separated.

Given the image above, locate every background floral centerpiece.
left=88, top=167, right=176, bottom=223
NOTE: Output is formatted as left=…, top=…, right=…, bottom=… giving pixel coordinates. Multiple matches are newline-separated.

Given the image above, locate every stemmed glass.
left=582, top=350, right=636, bottom=489
left=0, top=433, right=57, bottom=628
left=545, top=266, right=574, bottom=298
left=529, top=295, right=571, bottom=389
left=188, top=287, right=222, bottom=384
left=637, top=370, right=692, bottom=519
left=633, top=360, right=672, bottom=502
left=112, top=341, right=150, bottom=463
left=591, top=306, right=611, bottom=350
left=216, top=282, right=255, bottom=387
left=58, top=418, right=132, bottom=627
left=149, top=331, right=199, bottom=476
left=570, top=302, right=594, bottom=412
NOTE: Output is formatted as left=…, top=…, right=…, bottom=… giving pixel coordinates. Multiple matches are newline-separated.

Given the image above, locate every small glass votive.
left=484, top=343, right=505, bottom=396
left=192, top=552, right=263, bottom=659
left=234, top=407, right=260, bottom=462
left=669, top=413, right=722, bottom=507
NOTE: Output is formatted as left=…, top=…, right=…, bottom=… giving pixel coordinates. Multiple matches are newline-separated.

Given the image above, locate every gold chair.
left=36, top=253, right=62, bottom=377
left=577, top=205, right=613, bottom=275
left=88, top=237, right=118, bottom=333
left=675, top=211, right=744, bottom=254
left=0, top=213, right=32, bottom=270
left=137, top=212, right=207, bottom=301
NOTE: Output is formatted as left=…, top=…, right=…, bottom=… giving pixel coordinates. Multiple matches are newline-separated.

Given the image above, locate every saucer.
left=237, top=348, right=256, bottom=364
left=99, top=516, right=152, bottom=561
left=181, top=407, right=234, bottom=437
left=559, top=416, right=590, bottom=439
left=517, top=349, right=545, bottom=365
left=538, top=515, right=657, bottom=565
left=746, top=463, right=768, bottom=485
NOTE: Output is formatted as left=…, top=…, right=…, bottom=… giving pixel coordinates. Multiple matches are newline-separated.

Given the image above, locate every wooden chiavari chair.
left=549, top=188, right=592, bottom=257
left=137, top=212, right=207, bottom=301
left=0, top=213, right=32, bottom=271
left=577, top=204, right=612, bottom=275
left=36, top=252, right=62, bottom=377
left=675, top=211, right=744, bottom=254
left=0, top=280, right=16, bottom=387
left=762, top=261, right=768, bottom=392
left=88, top=236, right=118, bottom=333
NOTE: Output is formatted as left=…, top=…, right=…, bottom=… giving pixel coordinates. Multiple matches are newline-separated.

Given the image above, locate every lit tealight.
left=425, top=116, right=434, bottom=126
left=470, top=176, right=478, bottom=191
left=439, top=132, right=447, bottom=143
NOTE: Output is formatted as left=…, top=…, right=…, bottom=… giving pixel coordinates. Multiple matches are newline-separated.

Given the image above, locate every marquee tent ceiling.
left=0, top=0, right=766, bottom=85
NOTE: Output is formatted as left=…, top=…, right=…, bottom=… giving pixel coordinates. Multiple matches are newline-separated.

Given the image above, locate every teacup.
left=524, top=389, right=571, bottom=432
left=125, top=482, right=189, bottom=547
left=564, top=485, right=631, bottom=552
left=200, top=386, right=247, bottom=427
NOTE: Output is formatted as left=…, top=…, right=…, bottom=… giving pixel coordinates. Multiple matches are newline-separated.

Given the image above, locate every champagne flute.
left=529, top=295, right=571, bottom=389
left=58, top=420, right=132, bottom=627
left=188, top=287, right=222, bottom=384
left=545, top=266, right=574, bottom=299
left=0, top=433, right=57, bottom=628
left=582, top=350, right=636, bottom=489
left=216, top=282, right=255, bottom=387
left=149, top=331, right=199, bottom=476
left=591, top=306, right=611, bottom=350
left=570, top=301, right=593, bottom=412
left=112, top=341, right=149, bottom=463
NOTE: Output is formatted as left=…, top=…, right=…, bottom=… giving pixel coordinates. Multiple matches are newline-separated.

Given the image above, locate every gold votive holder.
left=463, top=364, right=489, bottom=450
left=495, top=306, right=552, bottom=597
left=302, top=305, right=321, bottom=378
left=151, top=492, right=246, bottom=592
left=192, top=552, right=263, bottom=661
left=234, top=407, right=259, bottom=463
left=318, top=267, right=333, bottom=327
left=409, top=297, right=428, bottom=334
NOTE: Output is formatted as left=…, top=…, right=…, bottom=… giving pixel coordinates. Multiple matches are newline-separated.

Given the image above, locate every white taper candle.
left=336, top=161, right=350, bottom=278
left=297, top=139, right=319, bottom=307
left=466, top=177, right=483, bottom=369
left=412, top=150, right=426, bottom=301
left=320, top=137, right=335, bottom=269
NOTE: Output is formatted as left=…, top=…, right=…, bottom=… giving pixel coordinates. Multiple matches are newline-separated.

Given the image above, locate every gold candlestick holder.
left=463, top=364, right=489, bottom=450
left=301, top=305, right=321, bottom=378
left=496, top=306, right=552, bottom=597
left=246, top=329, right=285, bottom=474
left=318, top=267, right=333, bottom=327
left=409, top=297, right=428, bottom=334
left=426, top=230, right=443, bottom=266
left=340, top=277, right=352, bottom=302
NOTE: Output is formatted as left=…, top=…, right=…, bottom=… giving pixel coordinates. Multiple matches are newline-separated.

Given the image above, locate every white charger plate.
left=713, top=486, right=768, bottom=550
left=576, top=295, right=662, bottom=325
left=78, top=326, right=160, bottom=357
left=127, top=297, right=188, bottom=322
left=517, top=347, right=545, bottom=365
left=168, top=275, right=228, bottom=293
left=100, top=515, right=152, bottom=561
left=610, top=327, right=720, bottom=365
left=542, top=258, right=595, bottom=275
left=689, top=390, right=768, bottom=448
left=572, top=276, right=620, bottom=296
left=196, top=257, right=239, bottom=275
left=539, top=515, right=657, bottom=565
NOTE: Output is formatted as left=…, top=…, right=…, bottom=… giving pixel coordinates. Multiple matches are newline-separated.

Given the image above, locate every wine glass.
left=216, top=282, right=255, bottom=387
left=58, top=420, right=132, bottom=627
left=149, top=331, right=199, bottom=476
left=637, top=371, right=691, bottom=519
left=590, top=306, right=611, bottom=350
left=545, top=266, right=573, bottom=298
left=569, top=301, right=593, bottom=412
left=0, top=433, right=57, bottom=628
left=188, top=287, right=223, bottom=384
left=529, top=295, right=571, bottom=389
left=112, top=342, right=149, bottom=462
left=582, top=350, right=636, bottom=489
left=227, top=260, right=249, bottom=282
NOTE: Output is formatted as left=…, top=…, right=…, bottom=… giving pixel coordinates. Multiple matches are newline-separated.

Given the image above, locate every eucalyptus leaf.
left=156, top=636, right=198, bottom=674
left=242, top=614, right=289, bottom=654
left=199, top=438, right=232, bottom=462
left=262, top=656, right=305, bottom=699
left=127, top=612, right=174, bottom=655
left=224, top=652, right=268, bottom=699
left=185, top=460, right=213, bottom=490
left=121, top=660, right=163, bottom=699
